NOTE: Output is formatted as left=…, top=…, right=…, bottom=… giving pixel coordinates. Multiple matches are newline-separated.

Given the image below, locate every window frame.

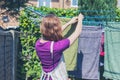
left=37, top=0, right=52, bottom=8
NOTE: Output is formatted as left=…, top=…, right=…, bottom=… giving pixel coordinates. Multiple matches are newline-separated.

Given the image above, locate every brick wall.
left=26, top=0, right=38, bottom=6
left=31, top=0, right=72, bottom=9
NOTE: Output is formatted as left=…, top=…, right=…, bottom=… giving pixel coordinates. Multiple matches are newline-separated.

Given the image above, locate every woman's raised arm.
left=68, top=13, right=84, bottom=45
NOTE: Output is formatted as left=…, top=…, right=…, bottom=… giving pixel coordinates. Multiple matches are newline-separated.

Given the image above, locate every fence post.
left=10, top=30, right=15, bottom=80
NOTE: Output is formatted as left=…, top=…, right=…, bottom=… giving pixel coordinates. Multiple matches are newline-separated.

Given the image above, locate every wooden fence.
left=0, top=28, right=19, bottom=80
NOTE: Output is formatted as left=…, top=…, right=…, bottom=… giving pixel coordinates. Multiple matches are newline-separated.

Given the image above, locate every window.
left=71, top=0, right=78, bottom=7
left=37, top=0, right=51, bottom=7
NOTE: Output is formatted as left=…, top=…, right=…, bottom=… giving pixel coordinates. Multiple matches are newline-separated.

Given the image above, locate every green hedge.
left=27, top=6, right=120, bottom=22
left=33, top=6, right=79, bottom=18
left=116, top=8, right=120, bottom=22
left=19, top=9, right=42, bottom=80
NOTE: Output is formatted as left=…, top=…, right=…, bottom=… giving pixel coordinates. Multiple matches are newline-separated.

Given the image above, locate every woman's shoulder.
left=36, top=38, right=69, bottom=45
left=55, top=38, right=70, bottom=43
left=53, top=38, right=70, bottom=51
left=35, top=39, right=50, bottom=47
left=36, top=38, right=50, bottom=44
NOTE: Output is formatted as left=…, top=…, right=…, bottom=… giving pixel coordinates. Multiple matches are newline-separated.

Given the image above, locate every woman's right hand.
left=78, top=13, right=84, bottom=21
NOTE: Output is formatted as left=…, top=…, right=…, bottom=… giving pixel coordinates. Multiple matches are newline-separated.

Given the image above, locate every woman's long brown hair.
left=40, top=14, right=63, bottom=41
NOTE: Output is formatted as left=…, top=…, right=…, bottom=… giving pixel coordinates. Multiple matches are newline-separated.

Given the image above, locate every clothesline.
left=26, top=7, right=120, bottom=26
left=26, top=7, right=116, bottom=20
left=78, top=10, right=115, bottom=12
left=1, top=21, right=120, bottom=37
left=1, top=22, right=119, bottom=36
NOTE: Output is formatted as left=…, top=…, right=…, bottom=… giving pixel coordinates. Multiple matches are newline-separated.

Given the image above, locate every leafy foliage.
left=19, top=8, right=41, bottom=80
left=0, top=0, right=27, bottom=11
left=116, top=8, right=120, bottom=22
left=33, top=6, right=79, bottom=18
left=78, top=0, right=117, bottom=21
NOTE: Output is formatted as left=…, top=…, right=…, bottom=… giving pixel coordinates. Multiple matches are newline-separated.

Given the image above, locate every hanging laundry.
left=103, top=26, right=120, bottom=79
left=68, top=26, right=102, bottom=79
left=63, top=23, right=78, bottom=71
left=100, top=32, right=105, bottom=66
left=100, top=32, right=105, bottom=56
left=99, top=32, right=105, bottom=80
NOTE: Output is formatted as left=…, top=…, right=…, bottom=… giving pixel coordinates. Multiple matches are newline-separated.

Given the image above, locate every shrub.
left=19, top=8, right=41, bottom=80
left=116, top=8, right=120, bottom=22
left=78, top=0, right=117, bottom=22
left=33, top=6, right=79, bottom=18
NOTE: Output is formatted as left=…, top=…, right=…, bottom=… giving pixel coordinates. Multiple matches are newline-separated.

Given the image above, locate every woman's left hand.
left=69, top=17, right=78, bottom=24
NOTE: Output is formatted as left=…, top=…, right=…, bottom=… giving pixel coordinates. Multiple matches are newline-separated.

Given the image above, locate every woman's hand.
left=78, top=13, right=84, bottom=21
left=69, top=17, right=78, bottom=24
left=62, top=17, right=78, bottom=31
left=68, top=13, right=84, bottom=45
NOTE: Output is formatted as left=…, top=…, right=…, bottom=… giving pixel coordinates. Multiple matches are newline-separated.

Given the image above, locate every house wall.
left=64, top=0, right=71, bottom=9
left=28, top=0, right=72, bottom=9
left=52, top=0, right=71, bottom=9
left=28, top=0, right=120, bottom=9
left=51, top=0, right=60, bottom=8
left=27, top=0, right=38, bottom=6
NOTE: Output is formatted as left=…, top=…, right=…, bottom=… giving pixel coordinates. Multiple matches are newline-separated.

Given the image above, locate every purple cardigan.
left=35, top=38, right=70, bottom=73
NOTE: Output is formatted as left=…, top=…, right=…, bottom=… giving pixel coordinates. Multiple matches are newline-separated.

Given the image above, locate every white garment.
left=40, top=41, right=68, bottom=80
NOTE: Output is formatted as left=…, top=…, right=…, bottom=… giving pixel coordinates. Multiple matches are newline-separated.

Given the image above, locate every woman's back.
left=35, top=38, right=70, bottom=73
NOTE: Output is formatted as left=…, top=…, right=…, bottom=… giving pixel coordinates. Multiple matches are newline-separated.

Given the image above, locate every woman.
left=35, top=13, right=84, bottom=80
